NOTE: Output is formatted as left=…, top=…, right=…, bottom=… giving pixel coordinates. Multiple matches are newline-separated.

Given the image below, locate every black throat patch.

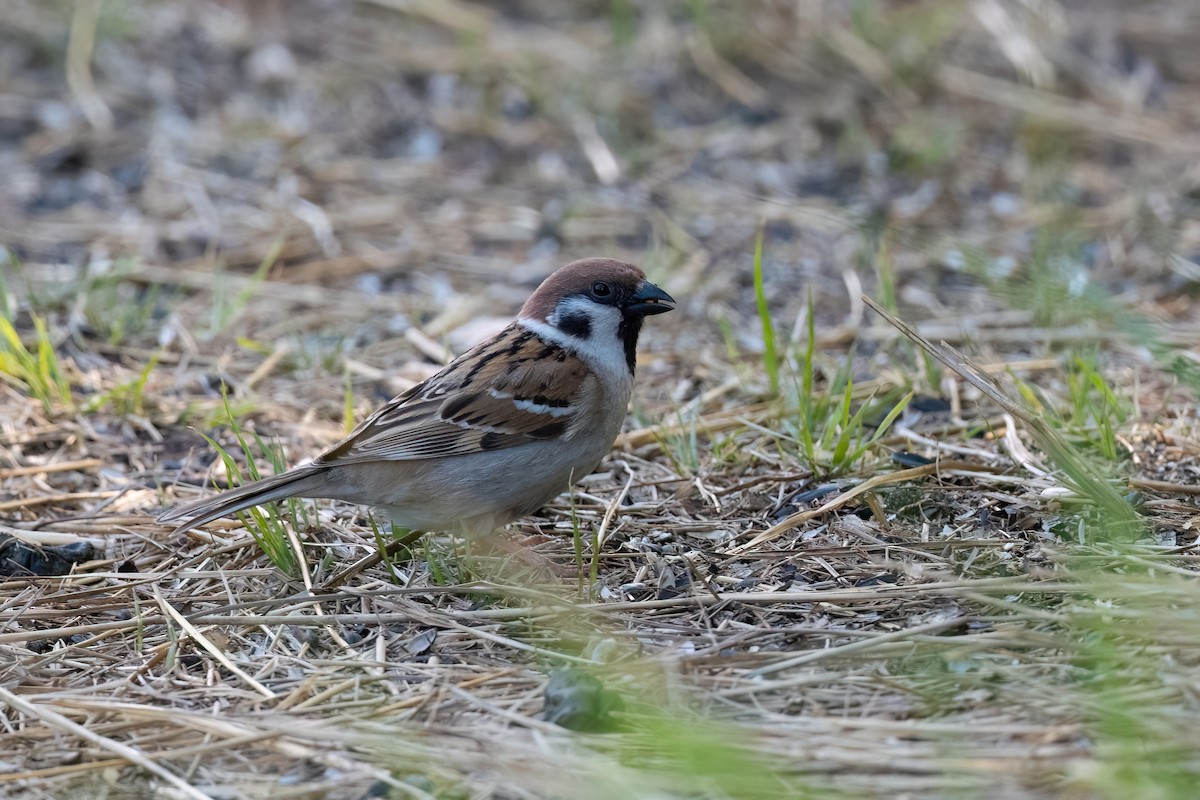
left=617, top=315, right=643, bottom=374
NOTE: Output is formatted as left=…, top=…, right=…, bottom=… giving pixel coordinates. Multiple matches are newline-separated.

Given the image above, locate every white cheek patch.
left=519, top=301, right=631, bottom=382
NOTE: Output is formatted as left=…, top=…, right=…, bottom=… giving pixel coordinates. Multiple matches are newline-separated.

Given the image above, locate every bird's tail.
left=157, top=465, right=328, bottom=534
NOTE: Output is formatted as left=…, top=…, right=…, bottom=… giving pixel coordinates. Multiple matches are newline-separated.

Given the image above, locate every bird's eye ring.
left=591, top=281, right=612, bottom=298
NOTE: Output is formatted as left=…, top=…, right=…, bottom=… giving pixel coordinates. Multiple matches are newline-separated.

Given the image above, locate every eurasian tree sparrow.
left=158, top=258, right=675, bottom=537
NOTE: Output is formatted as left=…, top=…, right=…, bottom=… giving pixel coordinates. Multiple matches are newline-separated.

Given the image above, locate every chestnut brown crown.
left=520, top=257, right=675, bottom=322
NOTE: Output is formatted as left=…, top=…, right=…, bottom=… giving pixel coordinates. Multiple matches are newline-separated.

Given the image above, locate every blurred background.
left=4, top=0, right=1198, bottom=367
left=5, top=3, right=1200, bottom=798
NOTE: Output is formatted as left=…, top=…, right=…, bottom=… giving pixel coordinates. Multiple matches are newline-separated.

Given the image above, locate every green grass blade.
left=752, top=226, right=779, bottom=394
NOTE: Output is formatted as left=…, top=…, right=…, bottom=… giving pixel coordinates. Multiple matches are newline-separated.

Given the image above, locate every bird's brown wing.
left=316, top=324, right=591, bottom=465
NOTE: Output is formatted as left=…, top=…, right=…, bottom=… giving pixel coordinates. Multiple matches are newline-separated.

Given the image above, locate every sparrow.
left=158, top=257, right=675, bottom=537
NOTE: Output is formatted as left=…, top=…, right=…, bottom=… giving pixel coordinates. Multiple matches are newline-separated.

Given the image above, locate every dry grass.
left=3, top=1, right=1200, bottom=798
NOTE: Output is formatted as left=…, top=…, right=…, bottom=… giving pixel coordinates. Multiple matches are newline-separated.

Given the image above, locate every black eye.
left=591, top=281, right=612, bottom=298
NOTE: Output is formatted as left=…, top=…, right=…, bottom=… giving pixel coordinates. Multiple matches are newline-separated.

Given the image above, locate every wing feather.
left=315, top=325, right=590, bottom=465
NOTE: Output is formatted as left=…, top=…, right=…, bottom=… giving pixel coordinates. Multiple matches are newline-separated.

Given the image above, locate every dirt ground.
left=3, top=1, right=1200, bottom=798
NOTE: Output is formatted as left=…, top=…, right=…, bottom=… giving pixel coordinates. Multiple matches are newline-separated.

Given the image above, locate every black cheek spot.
left=558, top=311, right=592, bottom=340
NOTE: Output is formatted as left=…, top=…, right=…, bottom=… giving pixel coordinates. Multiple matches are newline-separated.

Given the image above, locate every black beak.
left=625, top=281, right=675, bottom=316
